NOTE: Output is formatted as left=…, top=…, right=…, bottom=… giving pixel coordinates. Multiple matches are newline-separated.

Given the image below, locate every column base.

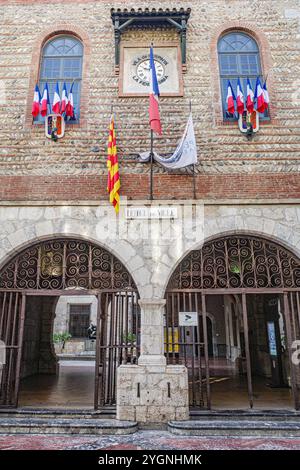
left=117, top=363, right=189, bottom=423
left=138, top=354, right=167, bottom=372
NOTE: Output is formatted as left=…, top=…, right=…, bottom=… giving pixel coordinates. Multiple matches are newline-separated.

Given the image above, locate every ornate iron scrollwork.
left=0, top=239, right=136, bottom=291
left=167, top=236, right=300, bottom=290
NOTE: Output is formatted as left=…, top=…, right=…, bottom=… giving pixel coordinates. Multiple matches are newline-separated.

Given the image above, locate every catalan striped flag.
left=107, top=114, right=120, bottom=213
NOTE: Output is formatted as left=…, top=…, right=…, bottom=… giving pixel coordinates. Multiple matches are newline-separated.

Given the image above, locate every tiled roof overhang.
left=111, top=7, right=191, bottom=68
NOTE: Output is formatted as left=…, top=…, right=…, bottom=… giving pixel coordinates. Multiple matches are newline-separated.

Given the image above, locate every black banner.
left=0, top=449, right=299, bottom=466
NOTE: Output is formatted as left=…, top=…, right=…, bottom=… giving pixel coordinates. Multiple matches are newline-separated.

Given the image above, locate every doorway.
left=18, top=294, right=97, bottom=409
left=0, top=237, right=139, bottom=409
left=165, top=234, right=300, bottom=411
left=246, top=293, right=292, bottom=409
left=165, top=291, right=294, bottom=410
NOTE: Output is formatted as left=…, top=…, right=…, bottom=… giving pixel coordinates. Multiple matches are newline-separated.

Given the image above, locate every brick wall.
left=0, top=0, right=299, bottom=201
left=1, top=173, right=299, bottom=201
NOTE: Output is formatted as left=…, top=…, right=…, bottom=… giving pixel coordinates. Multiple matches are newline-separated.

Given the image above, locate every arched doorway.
left=0, top=238, right=139, bottom=409
left=165, top=234, right=300, bottom=410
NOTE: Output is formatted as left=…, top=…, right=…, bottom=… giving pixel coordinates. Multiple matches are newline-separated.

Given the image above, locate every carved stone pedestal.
left=117, top=363, right=189, bottom=423
left=116, top=299, right=189, bottom=423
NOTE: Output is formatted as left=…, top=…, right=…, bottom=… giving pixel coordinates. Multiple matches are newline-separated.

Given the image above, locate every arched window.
left=36, top=35, right=83, bottom=122
left=218, top=32, right=267, bottom=120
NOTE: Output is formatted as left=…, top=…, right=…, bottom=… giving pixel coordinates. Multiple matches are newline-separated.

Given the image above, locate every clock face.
left=135, top=58, right=166, bottom=86
left=121, top=46, right=182, bottom=96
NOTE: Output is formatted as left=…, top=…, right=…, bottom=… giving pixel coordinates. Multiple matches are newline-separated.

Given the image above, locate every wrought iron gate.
left=164, top=290, right=262, bottom=410
left=165, top=291, right=211, bottom=408
left=165, top=235, right=300, bottom=410
left=0, top=238, right=139, bottom=409
left=0, top=291, right=26, bottom=407
left=284, top=291, right=300, bottom=409
left=94, top=290, right=140, bottom=408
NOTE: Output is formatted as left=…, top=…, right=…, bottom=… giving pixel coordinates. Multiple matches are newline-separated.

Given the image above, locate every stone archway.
left=0, top=237, right=139, bottom=408
left=165, top=234, right=300, bottom=410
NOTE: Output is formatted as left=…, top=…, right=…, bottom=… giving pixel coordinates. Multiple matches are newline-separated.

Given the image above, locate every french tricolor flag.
left=61, top=82, right=68, bottom=115
left=149, top=46, right=162, bottom=135
left=40, top=83, right=50, bottom=117
left=236, top=78, right=245, bottom=115
left=226, top=80, right=235, bottom=115
left=52, top=82, right=61, bottom=114
left=246, top=79, right=254, bottom=113
left=255, top=77, right=265, bottom=113
left=31, top=84, right=41, bottom=117
left=263, top=81, right=269, bottom=111
left=66, top=82, right=74, bottom=118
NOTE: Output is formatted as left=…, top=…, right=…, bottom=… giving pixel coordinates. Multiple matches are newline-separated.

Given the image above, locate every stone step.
left=57, top=354, right=95, bottom=361
left=168, top=419, right=300, bottom=437
left=0, top=407, right=116, bottom=420
left=0, top=417, right=137, bottom=435
left=190, top=410, right=300, bottom=422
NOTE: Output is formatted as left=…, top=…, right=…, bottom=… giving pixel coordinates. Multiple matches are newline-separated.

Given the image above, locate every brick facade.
left=0, top=173, right=300, bottom=201
left=0, top=0, right=299, bottom=200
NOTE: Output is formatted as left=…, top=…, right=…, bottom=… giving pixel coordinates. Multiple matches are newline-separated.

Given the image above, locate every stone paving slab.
left=0, top=431, right=300, bottom=450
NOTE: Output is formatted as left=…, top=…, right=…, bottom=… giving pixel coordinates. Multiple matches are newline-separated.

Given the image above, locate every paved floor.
left=18, top=360, right=293, bottom=410
left=19, top=361, right=95, bottom=409
left=0, top=432, right=300, bottom=450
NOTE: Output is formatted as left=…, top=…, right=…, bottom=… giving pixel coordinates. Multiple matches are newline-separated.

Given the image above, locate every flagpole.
left=149, top=42, right=155, bottom=201
left=264, top=72, right=269, bottom=85
left=149, top=130, right=154, bottom=200
left=189, top=99, right=197, bottom=200
left=192, top=164, right=196, bottom=200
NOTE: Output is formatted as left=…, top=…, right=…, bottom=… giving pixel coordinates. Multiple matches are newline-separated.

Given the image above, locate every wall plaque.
left=125, top=207, right=178, bottom=219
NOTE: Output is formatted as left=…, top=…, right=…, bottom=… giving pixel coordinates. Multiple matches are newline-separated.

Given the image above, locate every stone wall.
left=0, top=1, right=299, bottom=200
left=53, top=295, right=97, bottom=355
left=0, top=202, right=300, bottom=300
left=0, top=202, right=298, bottom=418
left=54, top=295, right=97, bottom=334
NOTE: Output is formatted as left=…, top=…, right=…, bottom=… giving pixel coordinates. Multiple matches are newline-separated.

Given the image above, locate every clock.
left=136, top=58, right=165, bottom=85
left=119, top=43, right=183, bottom=97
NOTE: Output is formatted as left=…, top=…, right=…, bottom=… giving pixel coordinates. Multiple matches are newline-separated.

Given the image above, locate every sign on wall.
left=125, top=206, right=178, bottom=219
left=119, top=43, right=183, bottom=97
left=179, top=312, right=198, bottom=327
left=267, top=321, right=278, bottom=357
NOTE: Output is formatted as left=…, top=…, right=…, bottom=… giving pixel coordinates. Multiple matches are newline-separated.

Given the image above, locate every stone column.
left=138, top=299, right=166, bottom=368
left=117, top=299, right=189, bottom=423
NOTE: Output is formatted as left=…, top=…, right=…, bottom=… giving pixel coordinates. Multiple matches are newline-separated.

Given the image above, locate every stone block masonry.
left=117, top=364, right=189, bottom=423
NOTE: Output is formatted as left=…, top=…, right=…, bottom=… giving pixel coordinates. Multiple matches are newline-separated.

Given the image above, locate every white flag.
left=139, top=113, right=197, bottom=169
